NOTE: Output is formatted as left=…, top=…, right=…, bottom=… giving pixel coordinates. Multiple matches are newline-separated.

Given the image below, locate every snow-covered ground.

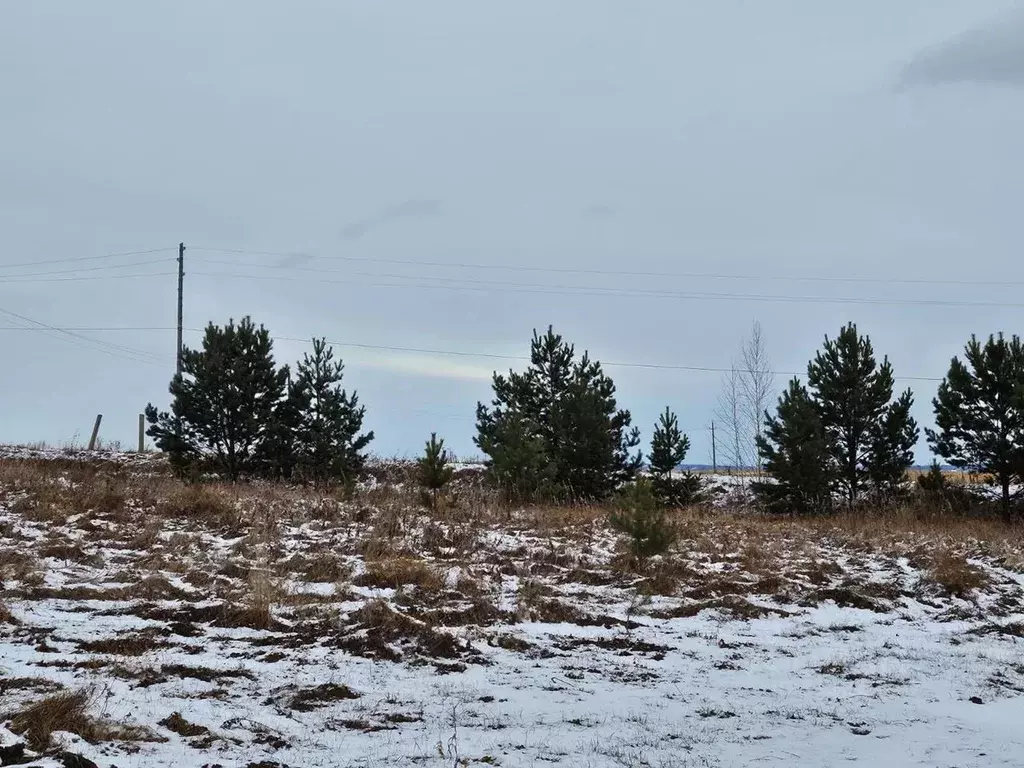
left=1, top=459, right=1023, bottom=767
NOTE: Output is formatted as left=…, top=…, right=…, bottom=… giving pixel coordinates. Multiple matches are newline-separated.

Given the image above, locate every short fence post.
left=88, top=414, right=103, bottom=451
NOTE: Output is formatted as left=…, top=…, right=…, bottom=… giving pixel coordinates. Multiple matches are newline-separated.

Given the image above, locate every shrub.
left=609, top=478, right=676, bottom=564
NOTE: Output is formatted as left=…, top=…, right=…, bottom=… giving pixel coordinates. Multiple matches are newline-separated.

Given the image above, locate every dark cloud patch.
left=340, top=199, right=443, bottom=240
left=900, top=10, right=1024, bottom=88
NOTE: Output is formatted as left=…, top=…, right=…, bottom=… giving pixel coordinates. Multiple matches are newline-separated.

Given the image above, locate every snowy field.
left=1, top=453, right=1023, bottom=768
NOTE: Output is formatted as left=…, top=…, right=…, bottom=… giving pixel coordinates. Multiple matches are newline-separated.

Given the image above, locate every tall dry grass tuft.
left=238, top=566, right=279, bottom=630
left=158, top=483, right=239, bottom=529
left=355, top=558, right=443, bottom=591
left=0, top=598, right=17, bottom=625
left=8, top=688, right=98, bottom=752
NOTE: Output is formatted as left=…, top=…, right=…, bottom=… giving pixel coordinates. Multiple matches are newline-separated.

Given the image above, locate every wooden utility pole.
left=88, top=414, right=103, bottom=451
left=710, top=421, right=717, bottom=473
left=138, top=414, right=145, bottom=452
left=176, top=242, right=185, bottom=375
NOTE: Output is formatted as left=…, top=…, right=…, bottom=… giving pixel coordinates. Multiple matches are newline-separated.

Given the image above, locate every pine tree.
left=648, top=407, right=701, bottom=507
left=753, top=378, right=831, bottom=514
left=253, top=375, right=307, bottom=480
left=609, top=477, right=676, bottom=564
left=145, top=317, right=288, bottom=480
left=649, top=407, right=690, bottom=476
left=475, top=327, right=641, bottom=502
left=807, top=323, right=916, bottom=505
left=926, top=333, right=1024, bottom=520
left=868, top=389, right=919, bottom=498
left=474, top=410, right=551, bottom=502
left=291, top=338, right=373, bottom=485
left=417, top=432, right=454, bottom=509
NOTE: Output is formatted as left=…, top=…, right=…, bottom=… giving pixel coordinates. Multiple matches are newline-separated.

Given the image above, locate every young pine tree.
left=806, top=323, right=917, bottom=505
left=752, top=378, right=831, bottom=514
left=145, top=317, right=288, bottom=480
left=648, top=407, right=701, bottom=506
left=417, top=432, right=454, bottom=509
left=609, top=477, right=676, bottom=566
left=868, top=389, right=919, bottom=499
left=291, top=338, right=374, bottom=485
left=475, top=327, right=641, bottom=502
left=927, top=333, right=1024, bottom=520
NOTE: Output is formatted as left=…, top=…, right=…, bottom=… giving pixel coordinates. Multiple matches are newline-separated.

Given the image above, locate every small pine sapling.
left=609, top=478, right=676, bottom=567
left=418, top=433, right=454, bottom=509
left=649, top=407, right=703, bottom=507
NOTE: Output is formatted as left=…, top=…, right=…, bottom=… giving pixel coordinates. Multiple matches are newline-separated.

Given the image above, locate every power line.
left=0, top=307, right=168, bottom=367
left=268, top=334, right=943, bottom=382
left=191, top=245, right=1024, bottom=289
left=0, top=272, right=178, bottom=284
left=189, top=269, right=1024, bottom=310
left=0, top=257, right=173, bottom=280
left=0, top=323, right=946, bottom=381
left=0, top=247, right=176, bottom=271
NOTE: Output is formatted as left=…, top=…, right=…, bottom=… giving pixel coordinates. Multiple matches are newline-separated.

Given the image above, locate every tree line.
left=146, top=317, right=1024, bottom=521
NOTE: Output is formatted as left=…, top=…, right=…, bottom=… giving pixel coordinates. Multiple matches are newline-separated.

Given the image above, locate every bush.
left=609, top=479, right=677, bottom=564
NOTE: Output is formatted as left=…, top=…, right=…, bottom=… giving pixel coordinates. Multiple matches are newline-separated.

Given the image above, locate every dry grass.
left=234, top=567, right=280, bottom=630
left=924, top=551, right=992, bottom=599
left=355, top=557, right=443, bottom=591
left=0, top=598, right=16, bottom=625
left=6, top=687, right=159, bottom=752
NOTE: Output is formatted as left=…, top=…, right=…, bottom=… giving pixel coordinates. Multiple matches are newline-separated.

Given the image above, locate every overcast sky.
left=2, top=1, right=1023, bottom=462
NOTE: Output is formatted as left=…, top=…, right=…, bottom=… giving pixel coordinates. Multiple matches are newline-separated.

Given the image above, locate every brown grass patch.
left=158, top=484, right=238, bottom=526
left=924, top=551, right=991, bottom=599
left=37, top=540, right=102, bottom=567
left=76, top=632, right=170, bottom=656
left=158, top=712, right=210, bottom=737
left=355, top=558, right=443, bottom=591
left=0, top=599, right=17, bottom=625
left=7, top=687, right=161, bottom=752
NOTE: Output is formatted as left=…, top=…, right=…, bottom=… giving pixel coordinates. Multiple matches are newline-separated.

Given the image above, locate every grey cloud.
left=340, top=199, right=443, bottom=241
left=900, top=10, right=1024, bottom=87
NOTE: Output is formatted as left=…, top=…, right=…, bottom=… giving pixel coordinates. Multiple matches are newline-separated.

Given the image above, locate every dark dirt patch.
left=127, top=664, right=255, bottom=688
left=554, top=635, right=672, bottom=660
left=652, top=596, right=794, bottom=621
left=968, top=621, right=1024, bottom=638
left=802, top=587, right=891, bottom=613
left=76, top=632, right=172, bottom=656
left=159, top=712, right=210, bottom=738
left=337, top=600, right=485, bottom=665
left=335, top=718, right=395, bottom=733
left=0, top=676, right=65, bottom=696
left=288, top=683, right=360, bottom=712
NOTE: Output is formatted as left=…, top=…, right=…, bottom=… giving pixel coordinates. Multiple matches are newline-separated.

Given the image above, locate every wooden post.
left=177, top=242, right=185, bottom=375
left=710, top=421, right=717, bottom=473
left=88, top=414, right=103, bottom=451
left=138, top=414, right=145, bottom=452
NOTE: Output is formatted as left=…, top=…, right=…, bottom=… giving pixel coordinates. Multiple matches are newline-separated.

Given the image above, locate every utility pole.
left=710, top=421, right=717, bottom=473
left=176, top=242, right=185, bottom=375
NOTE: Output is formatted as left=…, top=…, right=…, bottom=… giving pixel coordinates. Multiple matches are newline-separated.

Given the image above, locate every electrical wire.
left=189, top=269, right=1024, bottom=310
left=0, top=306, right=168, bottom=367
left=191, top=245, right=1024, bottom=289
left=0, top=271, right=177, bottom=284
left=0, top=257, right=174, bottom=279
left=0, top=247, right=176, bottom=270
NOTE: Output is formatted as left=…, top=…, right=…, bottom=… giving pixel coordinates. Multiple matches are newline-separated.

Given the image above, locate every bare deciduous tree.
left=740, top=321, right=773, bottom=474
left=714, top=362, right=747, bottom=472
left=714, top=321, right=775, bottom=476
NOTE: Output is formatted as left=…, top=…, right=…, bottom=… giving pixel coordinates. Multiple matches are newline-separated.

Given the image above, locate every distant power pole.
left=176, top=242, right=185, bottom=375
left=710, top=421, right=717, bottom=472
